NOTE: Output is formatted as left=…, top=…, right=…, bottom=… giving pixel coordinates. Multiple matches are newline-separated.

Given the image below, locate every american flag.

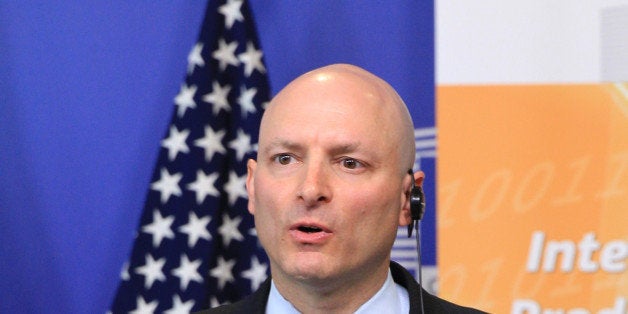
left=110, top=0, right=270, bottom=312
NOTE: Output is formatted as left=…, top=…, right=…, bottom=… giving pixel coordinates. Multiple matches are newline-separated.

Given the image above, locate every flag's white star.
left=228, top=129, right=252, bottom=161
left=135, top=254, right=167, bottom=289
left=121, top=261, right=130, bottom=281
left=224, top=170, right=248, bottom=206
left=172, top=254, right=203, bottom=291
left=178, top=212, right=212, bottom=248
left=174, top=84, right=197, bottom=117
left=238, top=42, right=265, bottom=77
left=212, top=38, right=239, bottom=71
left=202, top=81, right=231, bottom=115
left=186, top=170, right=220, bottom=204
left=164, top=295, right=195, bottom=314
left=237, top=85, right=257, bottom=118
left=194, top=125, right=227, bottom=162
left=218, top=214, right=244, bottom=247
left=218, top=0, right=244, bottom=29
left=130, top=296, right=159, bottom=314
left=262, top=101, right=270, bottom=110
left=161, top=126, right=190, bottom=161
left=141, top=209, right=175, bottom=248
left=187, top=43, right=205, bottom=74
left=241, top=256, right=268, bottom=291
left=150, top=168, right=183, bottom=204
left=210, top=256, right=236, bottom=289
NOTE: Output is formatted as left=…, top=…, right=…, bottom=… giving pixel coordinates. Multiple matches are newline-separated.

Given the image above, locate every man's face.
left=246, top=72, right=410, bottom=286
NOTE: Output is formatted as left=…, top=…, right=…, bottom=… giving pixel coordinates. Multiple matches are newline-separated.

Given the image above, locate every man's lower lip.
left=289, top=230, right=332, bottom=244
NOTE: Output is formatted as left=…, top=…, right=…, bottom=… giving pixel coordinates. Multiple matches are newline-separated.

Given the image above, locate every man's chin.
left=284, top=253, right=334, bottom=282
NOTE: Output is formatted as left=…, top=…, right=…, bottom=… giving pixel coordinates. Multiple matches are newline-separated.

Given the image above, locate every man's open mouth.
left=290, top=223, right=332, bottom=244
left=297, top=225, right=323, bottom=233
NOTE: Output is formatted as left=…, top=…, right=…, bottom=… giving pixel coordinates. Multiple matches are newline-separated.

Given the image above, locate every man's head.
left=246, top=64, right=419, bottom=291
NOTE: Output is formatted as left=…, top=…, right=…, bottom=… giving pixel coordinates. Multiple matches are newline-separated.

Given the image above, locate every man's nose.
left=297, top=162, right=332, bottom=207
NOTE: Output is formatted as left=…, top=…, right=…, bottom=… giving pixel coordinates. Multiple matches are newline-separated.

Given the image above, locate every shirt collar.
left=266, top=269, right=409, bottom=313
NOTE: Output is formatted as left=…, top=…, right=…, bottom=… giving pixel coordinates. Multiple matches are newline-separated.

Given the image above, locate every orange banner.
left=437, top=84, right=628, bottom=313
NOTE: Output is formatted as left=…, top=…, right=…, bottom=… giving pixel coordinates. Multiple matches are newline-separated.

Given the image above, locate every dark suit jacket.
left=197, top=261, right=487, bottom=313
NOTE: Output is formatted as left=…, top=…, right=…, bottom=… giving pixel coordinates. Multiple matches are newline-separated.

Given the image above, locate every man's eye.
left=274, top=154, right=294, bottom=165
left=341, top=158, right=362, bottom=169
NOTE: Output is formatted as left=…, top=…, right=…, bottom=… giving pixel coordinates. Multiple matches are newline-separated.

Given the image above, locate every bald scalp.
left=261, top=64, right=416, bottom=175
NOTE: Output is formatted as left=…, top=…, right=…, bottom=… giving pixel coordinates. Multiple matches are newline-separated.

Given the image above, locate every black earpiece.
left=407, top=169, right=427, bottom=314
left=407, top=169, right=425, bottom=237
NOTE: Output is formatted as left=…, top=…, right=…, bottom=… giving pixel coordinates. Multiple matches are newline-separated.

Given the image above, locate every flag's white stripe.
left=391, top=250, right=420, bottom=259
left=415, top=139, right=436, bottom=150
left=396, top=229, right=410, bottom=236
left=393, top=238, right=417, bottom=247
left=414, top=127, right=437, bottom=138
left=415, top=150, right=436, bottom=158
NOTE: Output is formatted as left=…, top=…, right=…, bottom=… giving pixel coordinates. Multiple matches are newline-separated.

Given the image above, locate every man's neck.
left=271, top=262, right=390, bottom=313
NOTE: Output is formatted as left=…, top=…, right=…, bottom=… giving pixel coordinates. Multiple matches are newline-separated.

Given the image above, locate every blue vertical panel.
left=0, top=1, right=433, bottom=313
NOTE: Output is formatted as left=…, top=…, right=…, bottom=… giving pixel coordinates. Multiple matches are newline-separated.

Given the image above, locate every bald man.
left=200, top=64, right=485, bottom=313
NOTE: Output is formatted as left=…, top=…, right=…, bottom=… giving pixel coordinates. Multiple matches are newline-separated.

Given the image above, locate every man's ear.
left=246, top=159, right=257, bottom=215
left=399, top=170, right=425, bottom=226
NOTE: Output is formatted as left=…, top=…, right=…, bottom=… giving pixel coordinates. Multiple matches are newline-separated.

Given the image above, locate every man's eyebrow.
left=328, top=142, right=361, bottom=155
left=262, top=140, right=303, bottom=154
